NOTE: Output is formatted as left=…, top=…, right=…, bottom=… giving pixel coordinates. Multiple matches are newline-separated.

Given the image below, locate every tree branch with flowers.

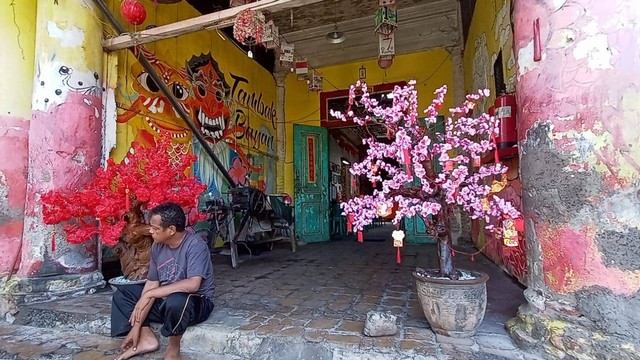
left=331, top=81, right=521, bottom=280
left=41, top=136, right=207, bottom=280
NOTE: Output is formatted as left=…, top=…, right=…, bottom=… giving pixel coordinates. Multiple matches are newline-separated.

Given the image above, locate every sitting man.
left=111, top=202, right=215, bottom=360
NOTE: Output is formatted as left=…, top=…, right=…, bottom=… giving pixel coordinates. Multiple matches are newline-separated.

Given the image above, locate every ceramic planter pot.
left=413, top=269, right=489, bottom=338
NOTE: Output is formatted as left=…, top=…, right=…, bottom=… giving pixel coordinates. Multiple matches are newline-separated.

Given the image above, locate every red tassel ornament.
left=357, top=230, right=363, bottom=242
left=51, top=232, right=56, bottom=252
left=396, top=247, right=401, bottom=264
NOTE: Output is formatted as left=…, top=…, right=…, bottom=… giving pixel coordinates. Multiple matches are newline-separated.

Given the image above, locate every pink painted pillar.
left=509, top=0, right=640, bottom=358
left=0, top=1, right=35, bottom=278
left=18, top=0, right=104, bottom=293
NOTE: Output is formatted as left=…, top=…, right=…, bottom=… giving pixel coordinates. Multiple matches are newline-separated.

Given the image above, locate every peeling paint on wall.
left=46, top=21, right=85, bottom=48
left=512, top=0, right=640, bottom=352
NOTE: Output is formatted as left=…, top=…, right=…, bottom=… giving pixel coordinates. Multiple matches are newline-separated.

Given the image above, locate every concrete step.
left=11, top=289, right=537, bottom=360
left=0, top=323, right=229, bottom=360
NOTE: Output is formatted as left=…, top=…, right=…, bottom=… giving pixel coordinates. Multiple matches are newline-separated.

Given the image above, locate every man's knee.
left=162, top=293, right=191, bottom=315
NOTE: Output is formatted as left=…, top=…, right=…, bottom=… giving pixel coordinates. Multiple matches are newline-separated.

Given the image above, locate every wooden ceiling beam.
left=103, top=0, right=323, bottom=51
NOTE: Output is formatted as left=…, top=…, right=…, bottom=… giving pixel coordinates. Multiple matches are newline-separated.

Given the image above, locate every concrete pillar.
left=508, top=1, right=640, bottom=358
left=18, top=0, right=105, bottom=296
left=274, top=71, right=287, bottom=194
left=0, top=1, right=36, bottom=277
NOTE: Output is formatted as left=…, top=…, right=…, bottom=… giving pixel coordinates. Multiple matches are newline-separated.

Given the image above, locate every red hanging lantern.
left=121, top=0, right=147, bottom=26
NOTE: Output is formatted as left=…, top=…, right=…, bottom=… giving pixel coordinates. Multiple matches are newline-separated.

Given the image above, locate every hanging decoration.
left=296, top=60, right=309, bottom=80
left=392, top=229, right=404, bottom=264
left=262, top=20, right=280, bottom=50
left=121, top=0, right=147, bottom=26
left=374, top=5, right=398, bottom=36
left=376, top=201, right=393, bottom=218
left=279, top=42, right=295, bottom=67
left=307, top=71, right=323, bottom=92
left=378, top=33, right=395, bottom=70
left=502, top=218, right=518, bottom=247
left=233, top=9, right=266, bottom=46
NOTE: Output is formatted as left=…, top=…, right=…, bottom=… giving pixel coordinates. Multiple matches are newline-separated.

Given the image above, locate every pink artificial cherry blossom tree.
left=331, top=81, right=520, bottom=279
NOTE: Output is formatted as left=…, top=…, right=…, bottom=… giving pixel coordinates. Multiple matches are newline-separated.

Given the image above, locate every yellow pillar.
left=0, top=0, right=36, bottom=276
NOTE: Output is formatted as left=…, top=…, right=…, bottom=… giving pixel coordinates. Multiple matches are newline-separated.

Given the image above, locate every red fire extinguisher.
left=494, top=94, right=517, bottom=149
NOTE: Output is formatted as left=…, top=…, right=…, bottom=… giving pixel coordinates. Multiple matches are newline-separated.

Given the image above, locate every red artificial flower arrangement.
left=41, top=137, right=207, bottom=246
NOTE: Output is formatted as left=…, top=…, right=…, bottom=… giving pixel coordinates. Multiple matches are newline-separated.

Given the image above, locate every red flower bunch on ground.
left=41, top=137, right=207, bottom=246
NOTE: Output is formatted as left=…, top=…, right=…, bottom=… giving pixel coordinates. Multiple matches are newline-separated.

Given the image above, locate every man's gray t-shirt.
left=147, top=233, right=215, bottom=302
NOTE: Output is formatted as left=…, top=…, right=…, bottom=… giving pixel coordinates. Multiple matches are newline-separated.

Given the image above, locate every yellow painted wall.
left=0, top=0, right=36, bottom=118
left=463, top=0, right=526, bottom=284
left=463, top=0, right=516, bottom=110
left=106, top=1, right=278, bottom=196
left=283, top=48, right=455, bottom=196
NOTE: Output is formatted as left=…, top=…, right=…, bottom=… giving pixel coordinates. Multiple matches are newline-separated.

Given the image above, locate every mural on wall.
left=471, top=0, right=516, bottom=110
left=467, top=0, right=526, bottom=284
left=114, top=47, right=276, bottom=197
left=472, top=160, right=527, bottom=284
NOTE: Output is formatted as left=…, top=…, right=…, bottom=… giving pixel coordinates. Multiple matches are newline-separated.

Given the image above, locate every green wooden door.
left=293, top=124, right=330, bottom=243
left=405, top=116, right=444, bottom=244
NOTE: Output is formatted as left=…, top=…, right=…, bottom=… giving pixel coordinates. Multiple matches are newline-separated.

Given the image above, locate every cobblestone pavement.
left=6, top=230, right=543, bottom=360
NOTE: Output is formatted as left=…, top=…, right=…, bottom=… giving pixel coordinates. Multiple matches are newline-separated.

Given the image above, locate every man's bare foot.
left=115, top=327, right=159, bottom=360
left=164, top=335, right=182, bottom=360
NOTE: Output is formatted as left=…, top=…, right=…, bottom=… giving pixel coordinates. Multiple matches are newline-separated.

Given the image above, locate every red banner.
left=307, top=136, right=316, bottom=183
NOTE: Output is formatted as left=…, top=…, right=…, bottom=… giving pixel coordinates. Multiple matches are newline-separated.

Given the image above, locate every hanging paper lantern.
left=392, top=229, right=404, bottom=264
left=374, top=5, right=398, bottom=36
left=262, top=20, right=280, bottom=50
left=307, top=71, right=323, bottom=92
left=378, top=55, right=394, bottom=70
left=279, top=42, right=295, bottom=67
left=233, top=9, right=265, bottom=46
left=121, top=0, right=147, bottom=26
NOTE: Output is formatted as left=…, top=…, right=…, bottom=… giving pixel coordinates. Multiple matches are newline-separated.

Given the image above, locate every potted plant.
left=41, top=137, right=207, bottom=284
left=332, top=81, right=521, bottom=338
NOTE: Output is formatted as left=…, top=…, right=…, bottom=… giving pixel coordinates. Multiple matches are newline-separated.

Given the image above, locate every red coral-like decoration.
left=42, top=137, right=207, bottom=247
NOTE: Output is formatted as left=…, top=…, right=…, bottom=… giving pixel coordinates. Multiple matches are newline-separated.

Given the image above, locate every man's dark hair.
left=149, top=202, right=186, bottom=232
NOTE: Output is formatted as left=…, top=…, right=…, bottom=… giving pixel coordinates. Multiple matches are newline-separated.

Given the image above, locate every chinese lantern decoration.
left=473, top=156, right=481, bottom=167
left=121, top=0, right=146, bottom=26
left=392, top=229, right=404, bottom=264
left=378, top=56, right=393, bottom=70
left=378, top=33, right=395, bottom=69
left=233, top=9, right=265, bottom=46
left=374, top=5, right=398, bottom=35
left=279, top=42, right=295, bottom=68
left=262, top=20, right=280, bottom=50
left=445, top=160, right=454, bottom=171
left=307, top=71, right=323, bottom=92
left=376, top=201, right=393, bottom=218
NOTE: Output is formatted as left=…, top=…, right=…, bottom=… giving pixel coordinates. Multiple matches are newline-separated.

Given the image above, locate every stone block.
left=435, top=333, right=475, bottom=346
left=363, top=311, right=398, bottom=337
left=475, top=333, right=518, bottom=350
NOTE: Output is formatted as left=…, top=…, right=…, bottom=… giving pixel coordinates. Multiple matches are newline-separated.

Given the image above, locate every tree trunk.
left=435, top=205, right=456, bottom=279
left=437, top=235, right=455, bottom=279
